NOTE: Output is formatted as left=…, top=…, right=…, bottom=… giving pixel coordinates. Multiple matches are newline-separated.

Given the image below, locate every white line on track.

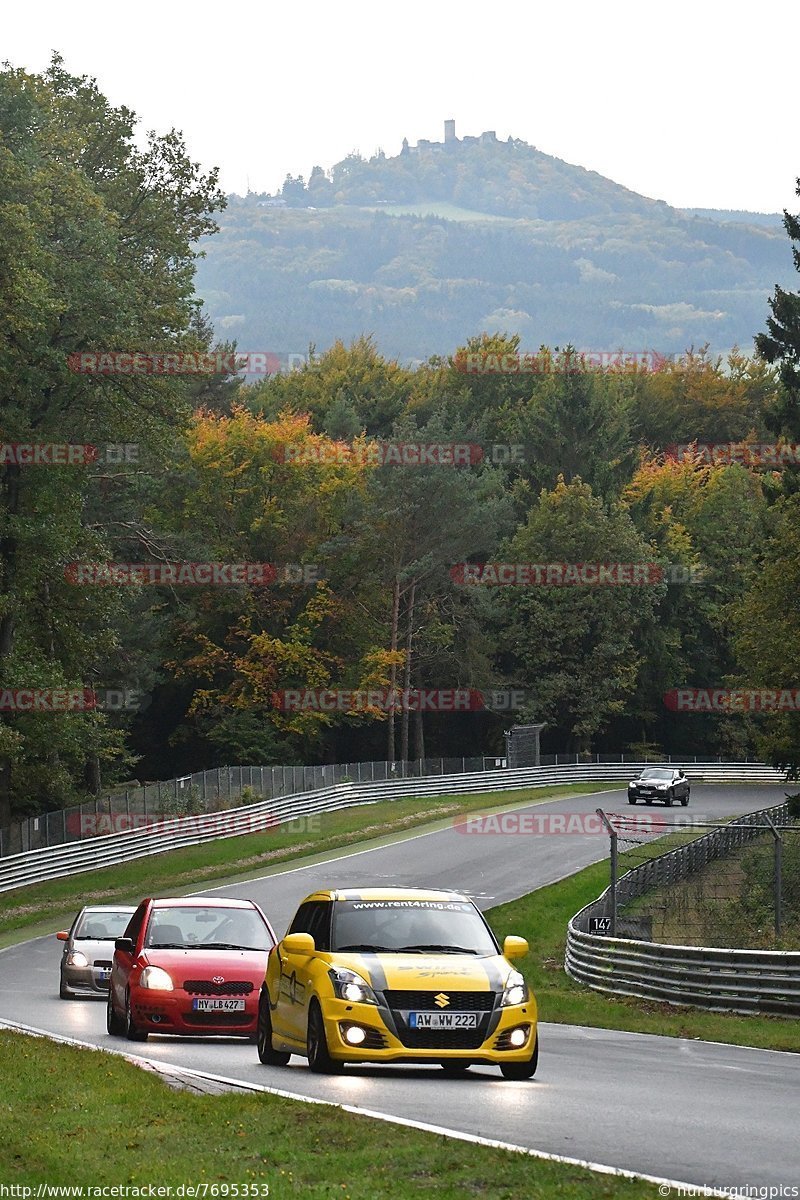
left=0, top=1018, right=751, bottom=1199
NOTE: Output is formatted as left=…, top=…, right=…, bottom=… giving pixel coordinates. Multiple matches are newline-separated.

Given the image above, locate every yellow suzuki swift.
left=256, top=887, right=538, bottom=1078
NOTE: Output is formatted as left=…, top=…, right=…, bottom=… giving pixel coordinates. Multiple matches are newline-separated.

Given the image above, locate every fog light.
left=344, top=1025, right=366, bottom=1045
left=509, top=1027, right=527, bottom=1047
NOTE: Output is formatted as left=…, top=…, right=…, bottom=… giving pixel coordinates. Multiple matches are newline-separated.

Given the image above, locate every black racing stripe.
left=357, top=952, right=398, bottom=1038
left=478, top=956, right=505, bottom=1038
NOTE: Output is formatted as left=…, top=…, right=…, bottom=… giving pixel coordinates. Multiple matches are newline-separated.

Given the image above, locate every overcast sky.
left=4, top=0, right=797, bottom=214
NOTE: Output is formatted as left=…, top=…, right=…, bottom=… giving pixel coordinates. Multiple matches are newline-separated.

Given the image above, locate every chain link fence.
left=588, top=799, right=800, bottom=949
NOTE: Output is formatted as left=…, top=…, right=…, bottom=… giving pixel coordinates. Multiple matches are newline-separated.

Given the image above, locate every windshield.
left=331, top=899, right=498, bottom=955
left=75, top=910, right=134, bottom=940
left=145, top=905, right=271, bottom=951
left=640, top=769, right=673, bottom=780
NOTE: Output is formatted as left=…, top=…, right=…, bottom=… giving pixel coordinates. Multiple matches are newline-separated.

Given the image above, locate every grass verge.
left=0, top=783, right=611, bottom=945
left=487, top=832, right=800, bottom=1052
left=0, top=1029, right=664, bottom=1197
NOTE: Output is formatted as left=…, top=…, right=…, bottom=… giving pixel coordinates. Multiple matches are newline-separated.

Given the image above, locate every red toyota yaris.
left=107, top=896, right=276, bottom=1041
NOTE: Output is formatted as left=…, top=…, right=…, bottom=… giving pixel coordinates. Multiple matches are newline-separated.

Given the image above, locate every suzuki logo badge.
left=434, top=992, right=450, bottom=1008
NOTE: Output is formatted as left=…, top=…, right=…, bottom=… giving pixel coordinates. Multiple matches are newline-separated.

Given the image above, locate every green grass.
left=0, top=1030, right=663, bottom=1196
left=0, top=783, right=612, bottom=946
left=487, top=833, right=800, bottom=1052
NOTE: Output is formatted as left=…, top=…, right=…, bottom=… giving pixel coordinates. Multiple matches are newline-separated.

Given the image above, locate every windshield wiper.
left=336, top=943, right=394, bottom=953
left=201, top=942, right=261, bottom=950
left=148, top=942, right=185, bottom=949
left=395, top=944, right=480, bottom=954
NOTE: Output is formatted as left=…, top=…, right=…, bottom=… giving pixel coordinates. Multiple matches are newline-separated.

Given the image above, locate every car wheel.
left=628, top=796, right=637, bottom=805
left=500, top=1032, right=539, bottom=1080
left=124, top=992, right=148, bottom=1042
left=59, top=973, right=73, bottom=1000
left=307, top=1000, right=342, bottom=1074
left=681, top=792, right=689, bottom=806
left=257, top=991, right=290, bottom=1066
left=664, top=791, right=673, bottom=807
left=106, top=989, right=125, bottom=1036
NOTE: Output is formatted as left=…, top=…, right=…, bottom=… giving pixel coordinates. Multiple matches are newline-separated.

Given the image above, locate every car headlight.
left=139, top=966, right=174, bottom=990
left=328, top=967, right=378, bottom=1005
left=501, top=969, right=529, bottom=1007
left=656, top=782, right=668, bottom=789
left=66, top=950, right=89, bottom=968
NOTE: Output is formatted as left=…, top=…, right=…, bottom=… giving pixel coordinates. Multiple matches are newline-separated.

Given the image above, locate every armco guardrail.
left=0, top=760, right=786, bottom=893
left=565, top=801, right=800, bottom=1016
left=1, top=751, right=776, bottom=857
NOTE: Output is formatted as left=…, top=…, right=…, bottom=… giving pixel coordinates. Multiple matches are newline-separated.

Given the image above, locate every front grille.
left=396, top=1025, right=488, bottom=1049
left=183, top=979, right=254, bottom=996
left=383, top=990, right=495, bottom=1012
left=184, top=1011, right=254, bottom=1026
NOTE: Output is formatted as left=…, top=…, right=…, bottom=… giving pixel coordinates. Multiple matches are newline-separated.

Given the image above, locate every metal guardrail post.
left=763, top=813, right=783, bottom=939
left=596, top=808, right=618, bottom=935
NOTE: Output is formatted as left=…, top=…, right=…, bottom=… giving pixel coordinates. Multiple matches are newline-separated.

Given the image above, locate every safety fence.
left=565, top=801, right=800, bottom=1015
left=0, top=759, right=786, bottom=893
left=0, top=753, right=781, bottom=857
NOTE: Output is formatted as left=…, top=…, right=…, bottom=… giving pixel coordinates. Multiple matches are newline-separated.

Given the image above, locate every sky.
left=3, top=0, right=798, bottom=214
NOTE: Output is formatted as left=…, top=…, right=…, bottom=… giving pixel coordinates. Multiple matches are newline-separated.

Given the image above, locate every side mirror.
left=114, top=937, right=135, bottom=954
left=503, top=935, right=529, bottom=960
left=282, top=932, right=315, bottom=957
left=56, top=931, right=69, bottom=942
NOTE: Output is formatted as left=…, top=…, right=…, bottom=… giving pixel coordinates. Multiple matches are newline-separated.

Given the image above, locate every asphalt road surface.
left=1, top=784, right=797, bottom=1192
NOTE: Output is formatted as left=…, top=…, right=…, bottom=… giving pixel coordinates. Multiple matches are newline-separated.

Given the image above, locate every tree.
left=756, top=180, right=800, bottom=434
left=0, top=56, right=225, bottom=822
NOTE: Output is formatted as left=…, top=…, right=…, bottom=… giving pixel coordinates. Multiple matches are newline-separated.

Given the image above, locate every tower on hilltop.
left=444, top=118, right=456, bottom=143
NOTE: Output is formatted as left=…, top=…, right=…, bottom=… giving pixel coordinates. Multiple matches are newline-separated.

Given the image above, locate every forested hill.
left=194, top=133, right=795, bottom=362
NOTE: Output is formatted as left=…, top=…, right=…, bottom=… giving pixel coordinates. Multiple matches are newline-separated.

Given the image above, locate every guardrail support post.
left=596, top=808, right=617, bottom=935
left=764, top=813, right=783, bottom=939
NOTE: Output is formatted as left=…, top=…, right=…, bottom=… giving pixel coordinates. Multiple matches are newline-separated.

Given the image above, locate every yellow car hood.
left=336, top=951, right=510, bottom=991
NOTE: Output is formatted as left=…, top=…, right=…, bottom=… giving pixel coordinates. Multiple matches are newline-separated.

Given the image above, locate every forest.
left=3, top=60, right=800, bottom=830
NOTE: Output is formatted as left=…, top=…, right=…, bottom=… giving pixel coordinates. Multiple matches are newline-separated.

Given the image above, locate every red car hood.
left=141, top=948, right=268, bottom=981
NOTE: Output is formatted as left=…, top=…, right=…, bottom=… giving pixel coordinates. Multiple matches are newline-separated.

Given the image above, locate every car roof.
left=149, top=897, right=257, bottom=909
left=301, top=887, right=472, bottom=904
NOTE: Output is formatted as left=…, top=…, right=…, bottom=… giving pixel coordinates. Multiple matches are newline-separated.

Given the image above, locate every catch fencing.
left=565, top=801, right=800, bottom=1015
left=0, top=753, right=780, bottom=857
left=0, top=759, right=786, bottom=893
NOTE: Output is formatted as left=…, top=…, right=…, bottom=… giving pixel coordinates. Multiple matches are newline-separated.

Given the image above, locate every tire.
left=107, top=989, right=125, bottom=1036
left=628, top=796, right=636, bottom=805
left=124, top=991, right=148, bottom=1042
left=307, top=1000, right=342, bottom=1074
left=664, top=791, right=673, bottom=807
left=501, top=1032, right=539, bottom=1080
left=257, top=992, right=290, bottom=1066
left=681, top=792, right=689, bottom=807
left=59, top=974, right=73, bottom=1000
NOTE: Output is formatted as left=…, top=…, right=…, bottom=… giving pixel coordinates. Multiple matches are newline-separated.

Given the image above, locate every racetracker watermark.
left=665, top=442, right=800, bottom=467
left=665, top=688, right=800, bottom=712
left=271, top=688, right=528, bottom=713
left=452, top=349, right=670, bottom=374
left=454, top=811, right=707, bottom=835
left=0, top=443, right=139, bottom=465
left=66, top=812, right=322, bottom=837
left=275, top=441, right=525, bottom=466
left=67, top=351, right=306, bottom=375
left=0, top=688, right=145, bottom=712
left=64, top=562, right=319, bottom=586
left=450, top=562, right=703, bottom=585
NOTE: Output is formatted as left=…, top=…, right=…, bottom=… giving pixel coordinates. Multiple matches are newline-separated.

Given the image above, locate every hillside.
left=194, top=129, right=795, bottom=362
